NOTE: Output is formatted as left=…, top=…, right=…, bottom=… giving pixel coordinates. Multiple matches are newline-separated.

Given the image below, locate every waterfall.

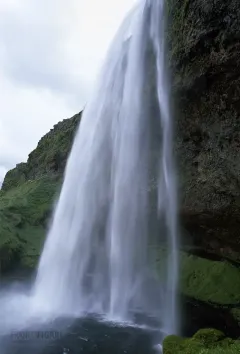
left=0, top=0, right=178, bottom=338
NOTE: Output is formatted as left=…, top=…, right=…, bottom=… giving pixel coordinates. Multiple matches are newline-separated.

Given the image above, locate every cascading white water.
left=0, top=0, right=178, bottom=338
left=150, top=1, right=178, bottom=335
left=33, top=0, right=178, bottom=329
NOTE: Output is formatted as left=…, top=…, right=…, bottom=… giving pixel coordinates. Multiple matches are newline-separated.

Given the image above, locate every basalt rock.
left=167, top=0, right=240, bottom=261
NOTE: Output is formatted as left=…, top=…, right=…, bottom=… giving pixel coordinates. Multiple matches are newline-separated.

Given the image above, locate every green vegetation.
left=180, top=254, right=240, bottom=305
left=2, top=113, right=81, bottom=192
left=0, top=177, right=60, bottom=272
left=163, top=329, right=240, bottom=354
left=156, top=249, right=240, bottom=305
left=0, top=114, right=81, bottom=274
left=1, top=162, right=28, bottom=192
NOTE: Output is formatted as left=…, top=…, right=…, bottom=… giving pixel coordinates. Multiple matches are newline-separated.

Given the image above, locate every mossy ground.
left=163, top=329, right=240, bottom=354
left=180, top=254, right=240, bottom=305
left=0, top=177, right=60, bottom=272
left=155, top=248, right=240, bottom=305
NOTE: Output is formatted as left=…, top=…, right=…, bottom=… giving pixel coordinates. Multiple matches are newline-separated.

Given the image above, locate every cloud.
left=0, top=69, right=76, bottom=166
left=0, top=0, right=135, bottom=184
left=0, top=0, right=91, bottom=104
left=0, top=167, right=7, bottom=188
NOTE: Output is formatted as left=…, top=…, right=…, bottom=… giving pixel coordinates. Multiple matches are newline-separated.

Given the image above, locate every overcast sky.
left=0, top=0, right=135, bottom=185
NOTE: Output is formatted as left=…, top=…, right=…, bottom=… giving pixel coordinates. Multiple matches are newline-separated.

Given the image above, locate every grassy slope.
left=0, top=114, right=80, bottom=273
left=0, top=177, right=60, bottom=271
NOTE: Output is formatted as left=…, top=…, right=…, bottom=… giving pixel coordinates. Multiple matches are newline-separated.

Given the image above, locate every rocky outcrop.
left=166, top=0, right=240, bottom=261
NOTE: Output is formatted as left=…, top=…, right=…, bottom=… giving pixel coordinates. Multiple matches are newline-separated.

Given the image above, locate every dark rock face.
left=168, top=0, right=240, bottom=261
left=181, top=295, right=240, bottom=339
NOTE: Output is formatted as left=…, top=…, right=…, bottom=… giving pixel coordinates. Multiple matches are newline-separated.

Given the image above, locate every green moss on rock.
left=156, top=250, right=240, bottom=305
left=180, top=253, right=240, bottom=305
left=163, top=335, right=203, bottom=354
left=192, top=328, right=225, bottom=344
left=163, top=329, right=240, bottom=354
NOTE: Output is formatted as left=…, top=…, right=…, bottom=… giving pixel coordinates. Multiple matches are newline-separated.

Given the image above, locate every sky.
left=0, top=0, right=135, bottom=185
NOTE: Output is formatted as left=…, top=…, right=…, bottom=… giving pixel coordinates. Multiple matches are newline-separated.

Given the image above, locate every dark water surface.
left=0, top=316, right=162, bottom=354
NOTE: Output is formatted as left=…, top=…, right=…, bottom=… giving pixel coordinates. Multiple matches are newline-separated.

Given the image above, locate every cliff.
left=168, top=0, right=240, bottom=262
